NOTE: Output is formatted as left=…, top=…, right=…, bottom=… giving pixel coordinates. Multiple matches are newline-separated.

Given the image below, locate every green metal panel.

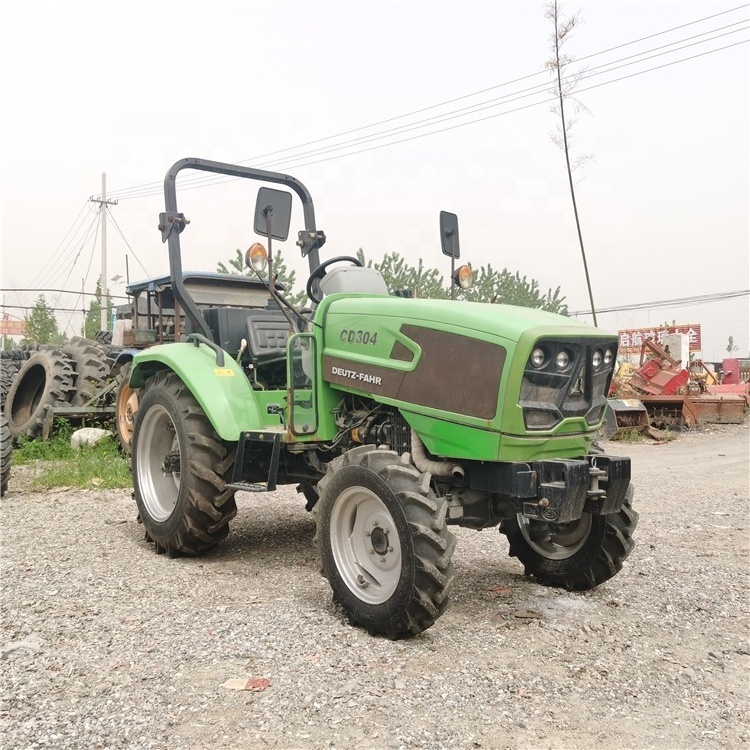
left=400, top=411, right=501, bottom=461
left=496, top=432, right=598, bottom=462
left=130, top=343, right=265, bottom=441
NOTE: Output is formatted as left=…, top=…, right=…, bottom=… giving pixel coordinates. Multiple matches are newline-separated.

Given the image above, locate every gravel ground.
left=1, top=422, right=748, bottom=750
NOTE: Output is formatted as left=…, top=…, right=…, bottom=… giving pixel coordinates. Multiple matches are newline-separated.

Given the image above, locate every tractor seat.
left=245, top=309, right=291, bottom=365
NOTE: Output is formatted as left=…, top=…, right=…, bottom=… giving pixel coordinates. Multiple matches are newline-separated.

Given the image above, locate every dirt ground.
left=1, top=422, right=748, bottom=750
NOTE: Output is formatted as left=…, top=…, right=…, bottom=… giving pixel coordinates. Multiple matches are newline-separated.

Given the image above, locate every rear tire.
left=315, top=445, right=456, bottom=638
left=503, top=484, right=638, bottom=590
left=1, top=415, right=11, bottom=497
left=62, top=336, right=108, bottom=407
left=132, top=370, right=236, bottom=556
left=4, top=349, right=75, bottom=441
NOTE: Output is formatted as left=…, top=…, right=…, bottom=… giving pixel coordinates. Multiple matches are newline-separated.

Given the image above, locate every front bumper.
left=470, top=454, right=631, bottom=523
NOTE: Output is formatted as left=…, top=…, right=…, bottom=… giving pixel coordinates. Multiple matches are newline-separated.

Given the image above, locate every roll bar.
left=158, top=157, right=326, bottom=342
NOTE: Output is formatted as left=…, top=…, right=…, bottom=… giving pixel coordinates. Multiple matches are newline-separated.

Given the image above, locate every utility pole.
left=89, top=173, right=118, bottom=330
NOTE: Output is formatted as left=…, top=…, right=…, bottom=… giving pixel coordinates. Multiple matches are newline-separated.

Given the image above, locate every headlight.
left=531, top=348, right=546, bottom=368
left=603, top=348, right=613, bottom=366
left=245, top=243, right=268, bottom=273
left=453, top=264, right=473, bottom=290
left=592, top=349, right=603, bottom=369
left=555, top=350, right=570, bottom=370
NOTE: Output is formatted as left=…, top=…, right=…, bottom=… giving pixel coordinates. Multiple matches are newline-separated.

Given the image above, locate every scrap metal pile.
left=609, top=338, right=749, bottom=435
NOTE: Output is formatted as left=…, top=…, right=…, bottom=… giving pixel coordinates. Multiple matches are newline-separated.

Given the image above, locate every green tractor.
left=129, top=158, right=637, bottom=638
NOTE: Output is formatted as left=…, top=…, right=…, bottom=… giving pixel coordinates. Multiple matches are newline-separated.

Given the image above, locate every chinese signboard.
left=0, top=316, right=25, bottom=336
left=617, top=324, right=701, bottom=354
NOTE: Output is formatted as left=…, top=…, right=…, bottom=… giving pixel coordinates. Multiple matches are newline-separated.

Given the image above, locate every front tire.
left=132, top=370, right=236, bottom=556
left=503, top=484, right=638, bottom=590
left=315, top=445, right=456, bottom=638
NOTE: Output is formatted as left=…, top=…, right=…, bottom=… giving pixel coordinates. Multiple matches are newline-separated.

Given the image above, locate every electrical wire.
left=105, top=205, right=151, bottom=277
left=25, top=201, right=90, bottom=288
left=109, top=35, right=748, bottom=201
left=30, top=205, right=101, bottom=302
left=572, top=289, right=749, bottom=316
left=144, top=40, right=748, bottom=194
left=105, top=6, right=750, bottom=201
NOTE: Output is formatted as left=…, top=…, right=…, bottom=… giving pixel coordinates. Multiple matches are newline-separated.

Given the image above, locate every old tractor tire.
left=0, top=348, right=31, bottom=409
left=63, top=336, right=109, bottom=407
left=315, top=445, right=456, bottom=638
left=114, top=362, right=138, bottom=453
left=131, top=370, right=237, bottom=557
left=1, top=415, right=10, bottom=497
left=504, top=484, right=638, bottom=591
left=4, top=349, right=75, bottom=442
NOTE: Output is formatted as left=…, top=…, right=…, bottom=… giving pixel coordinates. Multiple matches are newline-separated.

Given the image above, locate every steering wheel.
left=306, top=256, right=363, bottom=304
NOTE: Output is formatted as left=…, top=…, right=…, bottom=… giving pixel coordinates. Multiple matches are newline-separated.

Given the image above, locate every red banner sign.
left=618, top=324, right=702, bottom=354
left=0, top=319, right=25, bottom=336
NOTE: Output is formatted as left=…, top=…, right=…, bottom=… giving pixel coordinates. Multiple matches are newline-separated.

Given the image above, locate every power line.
left=109, top=33, right=748, bottom=201
left=572, top=289, right=749, bottom=316
left=29, top=205, right=100, bottom=302
left=151, top=39, right=747, bottom=194
left=105, top=206, right=151, bottom=277
left=0, top=288, right=128, bottom=300
left=105, top=6, right=750, bottom=201
left=25, top=202, right=97, bottom=295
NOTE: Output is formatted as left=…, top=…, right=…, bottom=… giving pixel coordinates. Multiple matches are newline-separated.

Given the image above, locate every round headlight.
left=603, top=348, right=613, bottom=366
left=454, top=264, right=473, bottom=290
left=592, top=349, right=603, bottom=369
left=531, top=348, right=546, bottom=368
left=555, top=350, right=570, bottom=370
left=245, top=243, right=268, bottom=273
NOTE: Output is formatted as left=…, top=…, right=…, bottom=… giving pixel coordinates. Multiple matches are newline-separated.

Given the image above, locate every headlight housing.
left=520, top=337, right=618, bottom=431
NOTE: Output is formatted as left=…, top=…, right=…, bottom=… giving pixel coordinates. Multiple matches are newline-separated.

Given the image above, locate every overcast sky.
left=1, top=0, right=748, bottom=360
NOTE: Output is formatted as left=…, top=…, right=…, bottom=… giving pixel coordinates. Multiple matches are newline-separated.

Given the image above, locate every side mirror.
left=439, top=211, right=460, bottom=259
left=254, top=188, right=293, bottom=241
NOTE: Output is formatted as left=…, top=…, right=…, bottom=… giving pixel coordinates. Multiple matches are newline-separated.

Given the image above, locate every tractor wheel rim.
left=329, top=486, right=402, bottom=605
left=136, top=404, right=181, bottom=522
left=117, top=385, right=138, bottom=448
left=517, top=513, right=592, bottom=560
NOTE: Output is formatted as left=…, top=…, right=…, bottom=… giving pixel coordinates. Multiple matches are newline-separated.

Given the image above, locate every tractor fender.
left=129, top=342, right=263, bottom=441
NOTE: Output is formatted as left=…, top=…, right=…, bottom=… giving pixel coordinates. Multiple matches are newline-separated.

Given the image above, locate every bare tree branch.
left=544, top=0, right=598, bottom=326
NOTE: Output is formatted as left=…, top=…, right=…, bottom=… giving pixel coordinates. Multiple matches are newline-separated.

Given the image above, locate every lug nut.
left=539, top=498, right=550, bottom=508
left=380, top=557, right=386, bottom=562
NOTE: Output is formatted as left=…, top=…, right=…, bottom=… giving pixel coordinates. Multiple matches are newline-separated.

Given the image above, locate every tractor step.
left=227, top=481, right=273, bottom=493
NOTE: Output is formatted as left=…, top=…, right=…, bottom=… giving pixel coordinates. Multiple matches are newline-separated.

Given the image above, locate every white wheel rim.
left=329, top=485, right=402, bottom=605
left=136, top=404, right=181, bottom=522
left=517, top=513, right=592, bottom=560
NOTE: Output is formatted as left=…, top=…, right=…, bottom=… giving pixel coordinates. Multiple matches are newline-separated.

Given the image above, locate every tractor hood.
left=315, top=294, right=617, bottom=461
left=318, top=296, right=591, bottom=344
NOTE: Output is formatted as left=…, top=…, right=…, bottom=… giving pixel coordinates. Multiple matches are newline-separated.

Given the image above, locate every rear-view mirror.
left=254, top=188, right=293, bottom=241
left=440, top=211, right=460, bottom=259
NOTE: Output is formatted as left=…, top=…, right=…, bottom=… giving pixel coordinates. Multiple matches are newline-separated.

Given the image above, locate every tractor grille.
left=519, top=337, right=617, bottom=431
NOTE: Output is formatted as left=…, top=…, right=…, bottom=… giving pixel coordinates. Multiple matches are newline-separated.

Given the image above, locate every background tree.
left=219, top=247, right=568, bottom=313
left=218, top=248, right=307, bottom=307
left=545, top=0, right=597, bottom=325
left=84, top=279, right=112, bottom=338
left=23, top=295, right=63, bottom=345
left=355, top=249, right=448, bottom=299
left=458, top=263, right=568, bottom=313
left=359, top=250, right=567, bottom=312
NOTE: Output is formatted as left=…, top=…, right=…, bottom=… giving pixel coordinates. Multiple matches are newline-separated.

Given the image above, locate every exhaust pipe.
left=410, top=429, right=464, bottom=480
